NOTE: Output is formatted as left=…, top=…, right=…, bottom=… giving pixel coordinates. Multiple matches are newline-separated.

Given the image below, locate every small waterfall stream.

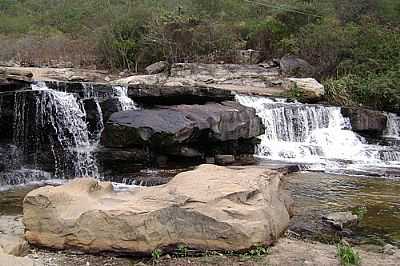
left=0, top=82, right=141, bottom=187
left=236, top=94, right=400, bottom=176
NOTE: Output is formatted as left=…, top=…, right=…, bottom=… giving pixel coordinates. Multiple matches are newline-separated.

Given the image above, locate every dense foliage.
left=0, top=0, right=399, bottom=111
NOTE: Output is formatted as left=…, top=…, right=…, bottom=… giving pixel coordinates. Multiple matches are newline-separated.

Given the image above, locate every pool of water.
left=285, top=172, right=400, bottom=246
left=1, top=168, right=399, bottom=248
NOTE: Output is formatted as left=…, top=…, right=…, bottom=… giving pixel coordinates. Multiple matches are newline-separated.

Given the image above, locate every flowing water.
left=236, top=94, right=400, bottom=177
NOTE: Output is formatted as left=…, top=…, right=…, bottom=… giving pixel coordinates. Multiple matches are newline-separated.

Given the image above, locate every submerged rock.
left=23, top=165, right=292, bottom=254
left=322, top=212, right=358, bottom=230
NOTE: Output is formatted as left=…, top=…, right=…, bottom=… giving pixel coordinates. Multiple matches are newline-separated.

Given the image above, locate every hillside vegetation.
left=0, top=0, right=399, bottom=112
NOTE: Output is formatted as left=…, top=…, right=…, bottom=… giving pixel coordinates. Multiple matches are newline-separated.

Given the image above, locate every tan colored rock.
left=0, top=236, right=29, bottom=257
left=23, top=165, right=292, bottom=254
left=0, top=254, right=38, bottom=266
left=284, top=78, right=324, bottom=102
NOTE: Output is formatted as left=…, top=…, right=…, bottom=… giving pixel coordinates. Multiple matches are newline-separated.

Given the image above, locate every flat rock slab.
left=322, top=212, right=358, bottom=230
left=23, top=165, right=292, bottom=254
left=102, top=101, right=264, bottom=148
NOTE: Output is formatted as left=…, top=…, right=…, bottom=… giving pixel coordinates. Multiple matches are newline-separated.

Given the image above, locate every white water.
left=236, top=94, right=400, bottom=176
left=15, top=82, right=99, bottom=178
left=112, top=85, right=138, bottom=111
left=384, top=113, right=400, bottom=140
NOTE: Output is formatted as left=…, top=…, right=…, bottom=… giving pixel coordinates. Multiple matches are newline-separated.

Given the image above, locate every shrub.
left=336, top=241, right=361, bottom=266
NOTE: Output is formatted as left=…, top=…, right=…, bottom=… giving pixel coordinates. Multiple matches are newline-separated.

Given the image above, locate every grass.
left=336, top=241, right=361, bottom=266
left=353, top=206, right=368, bottom=220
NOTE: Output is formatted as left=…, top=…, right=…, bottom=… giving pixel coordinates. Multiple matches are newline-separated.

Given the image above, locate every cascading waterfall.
left=13, top=82, right=99, bottom=178
left=236, top=94, right=400, bottom=175
left=112, top=85, right=138, bottom=111
left=384, top=113, right=400, bottom=140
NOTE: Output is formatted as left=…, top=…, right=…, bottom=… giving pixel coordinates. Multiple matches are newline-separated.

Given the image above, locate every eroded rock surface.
left=23, top=165, right=292, bottom=254
left=101, top=101, right=264, bottom=160
left=341, top=107, right=387, bottom=136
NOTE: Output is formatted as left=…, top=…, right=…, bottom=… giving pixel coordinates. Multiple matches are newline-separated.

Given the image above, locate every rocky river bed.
left=1, top=168, right=400, bottom=265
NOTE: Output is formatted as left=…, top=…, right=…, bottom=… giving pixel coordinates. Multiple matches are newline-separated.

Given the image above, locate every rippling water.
left=285, top=171, right=400, bottom=246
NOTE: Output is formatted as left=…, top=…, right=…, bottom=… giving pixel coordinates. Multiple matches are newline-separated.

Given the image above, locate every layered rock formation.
left=100, top=101, right=264, bottom=167
left=23, top=164, right=292, bottom=254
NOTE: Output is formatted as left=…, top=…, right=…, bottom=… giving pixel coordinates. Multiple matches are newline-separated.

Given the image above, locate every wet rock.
left=102, top=101, right=264, bottom=147
left=341, top=107, right=387, bottom=136
left=215, top=155, right=235, bottom=165
left=322, top=212, right=358, bottom=230
left=145, top=61, right=169, bottom=75
left=0, top=67, right=33, bottom=83
left=280, top=55, right=315, bottom=78
left=24, top=165, right=292, bottom=253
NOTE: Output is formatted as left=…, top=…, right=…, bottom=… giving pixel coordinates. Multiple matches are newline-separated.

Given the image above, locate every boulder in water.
left=341, top=107, right=387, bottom=136
left=23, top=165, right=292, bottom=254
left=322, top=212, right=358, bottom=230
left=102, top=101, right=264, bottom=149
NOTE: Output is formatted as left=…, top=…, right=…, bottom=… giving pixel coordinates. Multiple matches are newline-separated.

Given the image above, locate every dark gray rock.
left=145, top=61, right=169, bottom=75
left=280, top=55, right=315, bottom=78
left=215, top=155, right=235, bottom=165
left=102, top=101, right=264, bottom=148
left=127, top=84, right=234, bottom=105
left=341, top=107, right=387, bottom=136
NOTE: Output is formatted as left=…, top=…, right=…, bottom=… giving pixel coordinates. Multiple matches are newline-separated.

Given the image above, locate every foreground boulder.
left=23, top=165, right=292, bottom=254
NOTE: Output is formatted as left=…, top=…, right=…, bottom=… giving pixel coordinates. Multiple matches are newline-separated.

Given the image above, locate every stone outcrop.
left=341, top=107, right=387, bottom=136
left=101, top=101, right=263, bottom=162
left=112, top=63, right=324, bottom=103
left=23, top=164, right=292, bottom=254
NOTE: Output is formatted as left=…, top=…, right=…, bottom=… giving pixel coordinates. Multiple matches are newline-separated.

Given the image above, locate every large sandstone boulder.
left=341, top=107, right=387, bottom=136
left=102, top=101, right=264, bottom=147
left=23, top=165, right=292, bottom=253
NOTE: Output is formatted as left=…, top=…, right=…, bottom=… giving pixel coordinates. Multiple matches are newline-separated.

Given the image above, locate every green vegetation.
left=0, top=0, right=399, bottom=111
left=353, top=206, right=368, bottom=220
left=175, top=244, right=189, bottom=257
left=336, top=241, right=361, bottom=266
left=239, top=245, right=270, bottom=261
left=151, top=248, right=162, bottom=260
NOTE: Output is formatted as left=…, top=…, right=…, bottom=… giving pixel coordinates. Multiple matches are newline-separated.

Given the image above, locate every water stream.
left=236, top=94, right=400, bottom=177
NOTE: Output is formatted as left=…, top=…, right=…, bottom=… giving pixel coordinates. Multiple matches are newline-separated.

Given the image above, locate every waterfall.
left=236, top=94, right=400, bottom=175
left=112, top=85, right=138, bottom=111
left=13, top=82, right=99, bottom=178
left=384, top=113, right=400, bottom=139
